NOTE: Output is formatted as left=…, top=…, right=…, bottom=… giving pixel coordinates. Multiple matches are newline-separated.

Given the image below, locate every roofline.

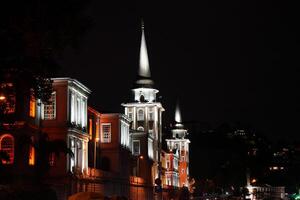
left=101, top=113, right=130, bottom=122
left=88, top=106, right=101, bottom=116
left=121, top=102, right=165, bottom=111
left=51, top=77, right=91, bottom=94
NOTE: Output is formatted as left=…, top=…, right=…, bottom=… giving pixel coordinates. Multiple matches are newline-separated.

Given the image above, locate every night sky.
left=58, top=1, right=300, bottom=142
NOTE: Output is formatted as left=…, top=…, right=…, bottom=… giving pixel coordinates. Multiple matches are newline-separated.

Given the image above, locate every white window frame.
left=43, top=92, right=56, bottom=120
left=101, top=123, right=111, bottom=143
left=132, top=140, right=140, bottom=155
left=137, top=109, right=144, bottom=121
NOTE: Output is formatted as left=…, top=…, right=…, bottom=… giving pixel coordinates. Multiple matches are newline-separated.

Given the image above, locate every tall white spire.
left=175, top=102, right=182, bottom=123
left=139, top=21, right=151, bottom=78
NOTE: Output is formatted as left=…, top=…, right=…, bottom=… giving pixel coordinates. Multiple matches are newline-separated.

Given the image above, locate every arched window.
left=0, top=134, right=14, bottom=164
left=137, top=109, right=144, bottom=121
left=137, top=126, right=144, bottom=132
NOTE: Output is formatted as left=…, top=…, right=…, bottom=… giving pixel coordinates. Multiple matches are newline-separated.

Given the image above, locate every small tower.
left=166, top=103, right=190, bottom=187
left=122, top=21, right=164, bottom=185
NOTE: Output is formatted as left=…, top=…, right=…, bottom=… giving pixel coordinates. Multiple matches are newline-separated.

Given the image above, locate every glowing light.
left=139, top=155, right=144, bottom=159
left=175, top=103, right=182, bottom=123
left=251, top=178, right=257, bottom=183
left=29, top=146, right=35, bottom=165
left=29, top=98, right=36, bottom=117
left=0, top=95, right=6, bottom=100
left=139, top=23, right=151, bottom=78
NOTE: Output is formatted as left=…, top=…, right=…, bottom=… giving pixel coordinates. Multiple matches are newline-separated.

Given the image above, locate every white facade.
left=69, top=86, right=88, bottom=129
left=50, top=78, right=91, bottom=174
left=120, top=116, right=130, bottom=149
left=121, top=23, right=165, bottom=184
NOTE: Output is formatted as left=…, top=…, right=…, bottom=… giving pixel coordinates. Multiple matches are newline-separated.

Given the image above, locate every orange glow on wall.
left=29, top=146, right=35, bottom=165
left=179, top=161, right=188, bottom=187
left=89, top=119, right=93, bottom=138
left=29, top=98, right=36, bottom=117
left=96, top=120, right=100, bottom=140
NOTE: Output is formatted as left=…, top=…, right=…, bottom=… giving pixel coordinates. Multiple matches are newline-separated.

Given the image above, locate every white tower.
left=122, top=22, right=164, bottom=184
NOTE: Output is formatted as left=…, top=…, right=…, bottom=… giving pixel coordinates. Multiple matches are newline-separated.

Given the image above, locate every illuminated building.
left=0, top=77, right=91, bottom=179
left=165, top=103, right=190, bottom=187
left=161, top=150, right=179, bottom=188
left=122, top=22, right=165, bottom=185
left=99, top=113, right=131, bottom=176
left=40, top=78, right=91, bottom=175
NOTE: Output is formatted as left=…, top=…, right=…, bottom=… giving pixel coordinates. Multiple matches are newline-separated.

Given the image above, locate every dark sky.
left=58, top=1, right=300, bottom=142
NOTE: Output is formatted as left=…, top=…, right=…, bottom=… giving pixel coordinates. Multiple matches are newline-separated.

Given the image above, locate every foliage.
left=19, top=131, right=74, bottom=181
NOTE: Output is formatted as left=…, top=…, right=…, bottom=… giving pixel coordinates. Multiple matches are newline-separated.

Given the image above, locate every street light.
left=0, top=95, right=6, bottom=101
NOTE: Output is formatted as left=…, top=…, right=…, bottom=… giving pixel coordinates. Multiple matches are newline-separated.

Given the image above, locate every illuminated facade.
left=122, top=23, right=164, bottom=185
left=99, top=113, right=131, bottom=175
left=161, top=150, right=179, bottom=188
left=40, top=78, right=91, bottom=175
left=165, top=104, right=190, bottom=187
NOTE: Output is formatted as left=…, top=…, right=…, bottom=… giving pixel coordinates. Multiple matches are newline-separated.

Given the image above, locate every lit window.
left=137, top=109, right=144, bottom=121
left=71, top=94, right=75, bottom=122
left=29, top=145, right=35, bottom=165
left=101, top=123, right=111, bottom=143
left=29, top=96, right=36, bottom=118
left=0, top=134, right=14, bottom=164
left=43, top=92, right=56, bottom=120
left=0, top=83, right=16, bottom=114
left=148, top=138, right=153, bottom=159
left=76, top=98, right=81, bottom=124
left=132, top=140, right=140, bottom=155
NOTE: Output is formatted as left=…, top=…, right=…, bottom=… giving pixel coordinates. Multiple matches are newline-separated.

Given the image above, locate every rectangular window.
left=81, top=100, right=86, bottom=127
left=101, top=123, right=111, bottom=143
left=29, top=97, right=36, bottom=118
left=43, top=92, right=56, bottom=120
left=71, top=94, right=75, bottom=123
left=132, top=140, right=140, bottom=155
left=148, top=138, right=153, bottom=159
left=76, top=98, right=80, bottom=124
left=29, top=146, right=35, bottom=165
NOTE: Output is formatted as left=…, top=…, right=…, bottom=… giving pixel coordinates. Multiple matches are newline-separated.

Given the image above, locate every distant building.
left=161, top=150, right=179, bottom=188
left=165, top=104, right=190, bottom=188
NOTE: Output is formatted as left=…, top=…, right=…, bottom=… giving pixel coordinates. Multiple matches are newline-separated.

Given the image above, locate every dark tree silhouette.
left=0, top=0, right=92, bottom=105
left=32, top=132, right=74, bottom=181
